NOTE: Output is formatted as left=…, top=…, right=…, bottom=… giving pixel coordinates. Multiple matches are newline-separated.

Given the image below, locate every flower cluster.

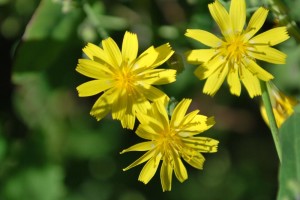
left=75, top=0, right=293, bottom=192
left=185, top=0, right=289, bottom=98
left=76, top=31, right=218, bottom=190
left=122, top=98, right=218, bottom=191
left=76, top=31, right=176, bottom=129
left=260, top=82, right=298, bottom=128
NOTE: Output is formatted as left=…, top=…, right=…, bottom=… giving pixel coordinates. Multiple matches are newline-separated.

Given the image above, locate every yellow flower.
left=260, top=82, right=298, bottom=128
left=121, top=98, right=218, bottom=191
left=185, top=0, right=290, bottom=98
left=76, top=31, right=176, bottom=129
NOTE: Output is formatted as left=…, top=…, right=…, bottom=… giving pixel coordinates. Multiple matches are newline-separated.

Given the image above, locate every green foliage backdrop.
left=1, top=0, right=300, bottom=199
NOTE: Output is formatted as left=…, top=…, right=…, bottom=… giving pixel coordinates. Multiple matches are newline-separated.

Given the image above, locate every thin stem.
left=82, top=0, right=109, bottom=39
left=261, top=81, right=282, bottom=163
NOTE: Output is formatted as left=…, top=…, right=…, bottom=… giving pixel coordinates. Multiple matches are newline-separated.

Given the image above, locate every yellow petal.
left=182, top=137, right=219, bottom=152
left=178, top=115, right=213, bottom=134
left=140, top=69, right=177, bottom=85
left=208, top=0, right=232, bottom=40
left=90, top=88, right=117, bottom=121
left=136, top=84, right=168, bottom=102
left=112, top=91, right=135, bottom=129
left=185, top=29, right=223, bottom=48
left=137, top=112, right=165, bottom=133
left=152, top=43, right=174, bottom=68
left=134, top=46, right=158, bottom=72
left=136, top=124, right=160, bottom=140
left=249, top=46, right=287, bottom=64
left=179, top=110, right=200, bottom=128
left=120, top=113, right=135, bottom=130
left=76, top=80, right=113, bottom=97
left=244, top=59, right=274, bottom=81
left=229, top=0, right=246, bottom=33
left=111, top=88, right=127, bottom=120
left=186, top=49, right=219, bottom=64
left=249, top=27, right=289, bottom=46
left=194, top=55, right=225, bottom=80
left=187, top=115, right=215, bottom=133
left=138, top=153, right=162, bottom=184
left=240, top=67, right=261, bottom=98
left=123, top=149, right=156, bottom=171
left=227, top=65, right=241, bottom=96
left=203, top=63, right=228, bottom=96
left=120, top=141, right=156, bottom=153
left=153, top=99, right=170, bottom=130
left=122, top=31, right=138, bottom=65
left=102, top=37, right=122, bottom=67
left=82, top=43, right=111, bottom=65
left=76, top=59, right=113, bottom=79
left=261, top=82, right=299, bottom=128
left=178, top=115, right=215, bottom=134
left=160, top=160, right=173, bottom=192
left=132, top=92, right=151, bottom=115
left=183, top=151, right=205, bottom=169
left=244, top=7, right=268, bottom=40
left=170, top=98, right=192, bottom=127
left=171, top=149, right=188, bottom=183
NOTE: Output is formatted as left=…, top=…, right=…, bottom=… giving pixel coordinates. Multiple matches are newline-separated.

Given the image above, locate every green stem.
left=268, top=0, right=300, bottom=43
left=261, top=81, right=282, bottom=163
left=82, top=0, right=109, bottom=39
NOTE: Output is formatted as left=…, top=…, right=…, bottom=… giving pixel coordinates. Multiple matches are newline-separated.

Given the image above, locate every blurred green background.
left=1, top=0, right=300, bottom=199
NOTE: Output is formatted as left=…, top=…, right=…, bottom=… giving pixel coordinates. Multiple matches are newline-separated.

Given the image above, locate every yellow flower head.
left=76, top=31, right=176, bottom=129
left=260, top=82, right=299, bottom=128
left=121, top=98, right=218, bottom=191
left=185, top=0, right=290, bottom=98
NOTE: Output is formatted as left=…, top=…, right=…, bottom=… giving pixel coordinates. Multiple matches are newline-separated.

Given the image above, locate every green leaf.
left=12, top=0, right=82, bottom=72
left=278, top=105, right=300, bottom=200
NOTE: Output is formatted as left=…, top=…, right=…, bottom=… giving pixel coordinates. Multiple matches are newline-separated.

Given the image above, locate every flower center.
left=158, top=129, right=183, bottom=157
left=224, top=35, right=247, bottom=64
left=115, top=61, right=136, bottom=92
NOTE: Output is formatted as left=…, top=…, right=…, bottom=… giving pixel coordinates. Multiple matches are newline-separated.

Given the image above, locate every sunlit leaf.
left=278, top=105, right=300, bottom=200
left=12, top=0, right=82, bottom=72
